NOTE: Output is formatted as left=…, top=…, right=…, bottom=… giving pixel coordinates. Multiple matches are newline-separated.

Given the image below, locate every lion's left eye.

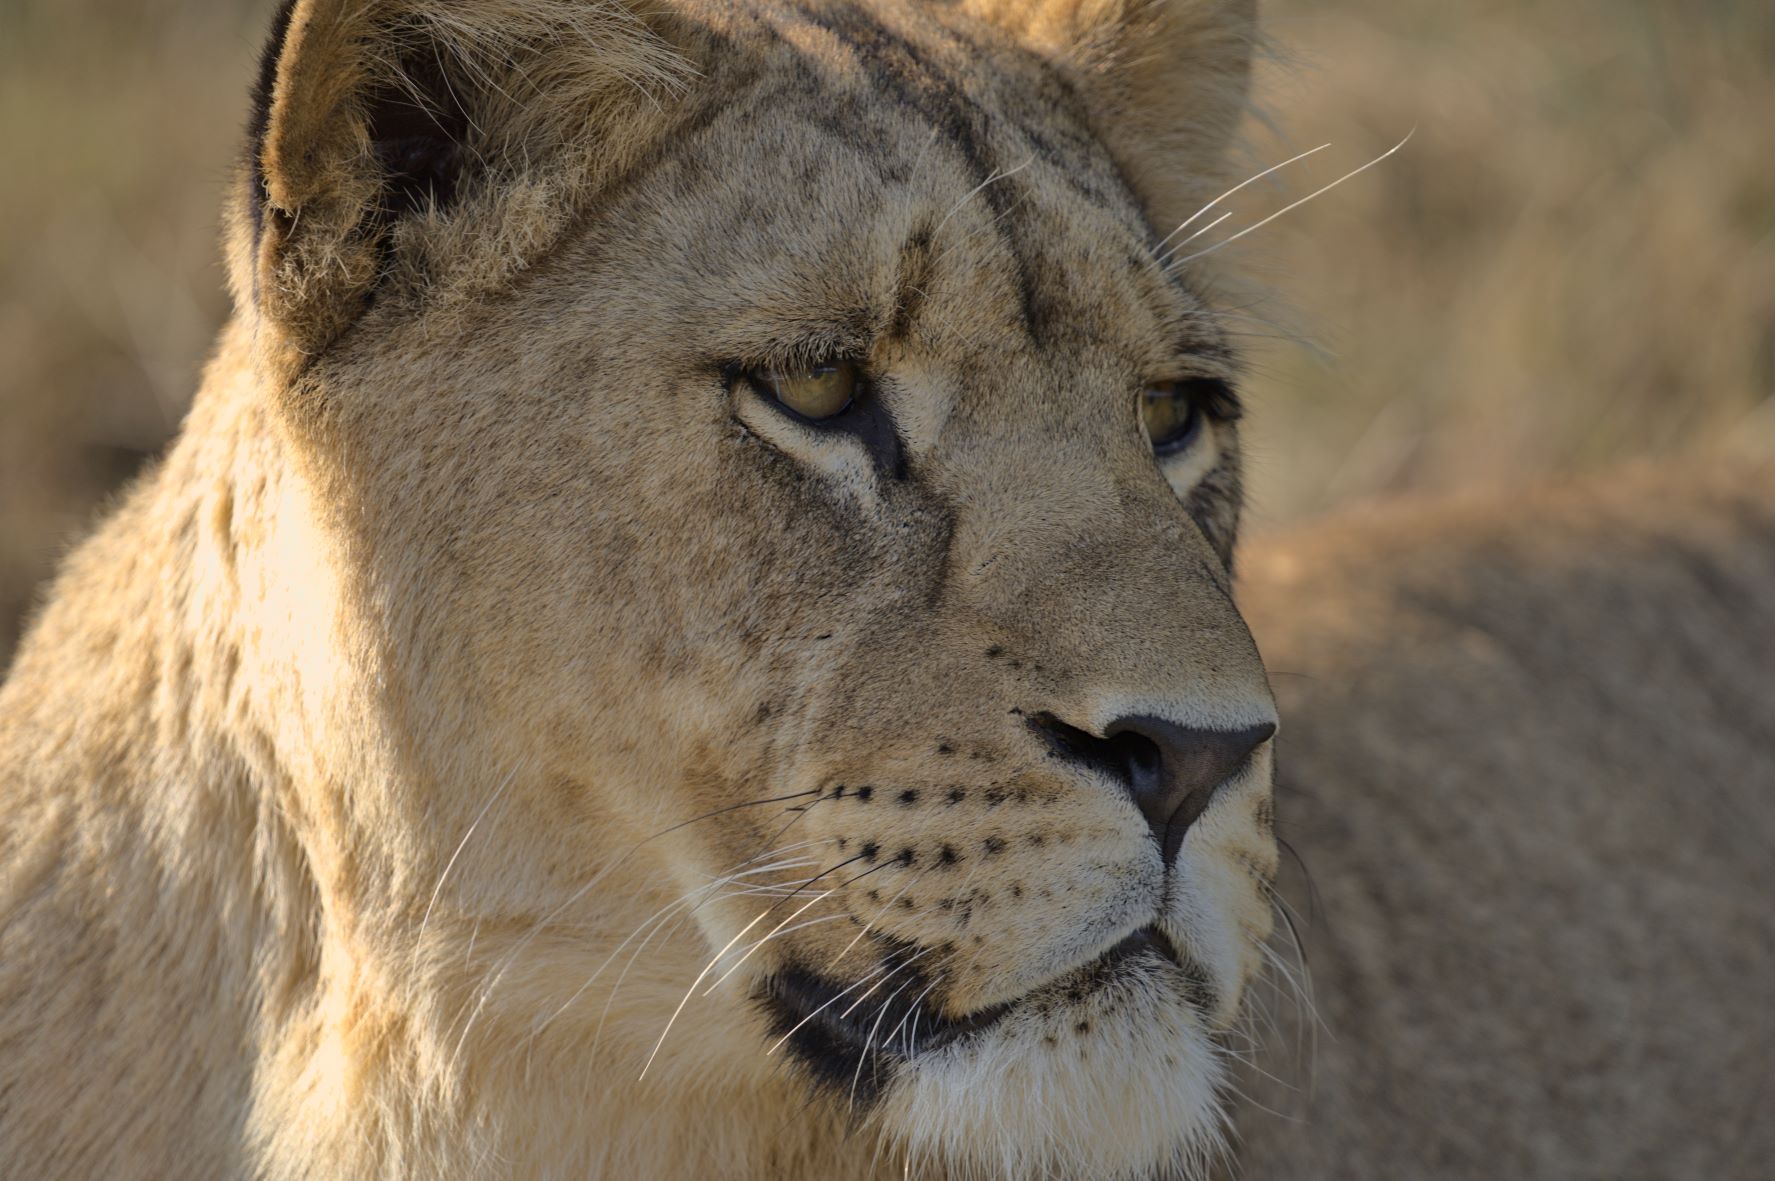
left=754, top=361, right=859, bottom=422
left=1141, top=380, right=1206, bottom=455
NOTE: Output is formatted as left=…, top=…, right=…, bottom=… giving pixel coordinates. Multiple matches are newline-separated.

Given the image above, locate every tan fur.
left=14, top=1, right=1761, bottom=1176
left=2, top=2, right=1277, bottom=1178
left=1231, top=457, right=1775, bottom=1179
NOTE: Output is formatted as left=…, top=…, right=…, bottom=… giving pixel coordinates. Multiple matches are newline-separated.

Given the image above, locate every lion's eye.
left=756, top=361, right=859, bottom=422
left=1141, top=380, right=1206, bottom=455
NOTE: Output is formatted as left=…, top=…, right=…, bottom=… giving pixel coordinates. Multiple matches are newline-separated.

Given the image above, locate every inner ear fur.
left=960, top=0, right=1258, bottom=236
left=238, top=0, right=692, bottom=371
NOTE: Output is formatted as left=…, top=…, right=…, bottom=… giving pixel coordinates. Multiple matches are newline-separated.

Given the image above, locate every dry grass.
left=0, top=0, right=266, bottom=661
left=2, top=0, right=1771, bottom=664
left=1236, top=0, right=1775, bottom=527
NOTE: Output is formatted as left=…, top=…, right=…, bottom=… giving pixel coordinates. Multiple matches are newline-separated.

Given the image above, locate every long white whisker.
left=448, top=796, right=826, bottom=1065
left=765, top=964, right=892, bottom=1056
left=592, top=887, right=750, bottom=1049
left=933, top=156, right=1034, bottom=238
left=696, top=891, right=840, bottom=996
left=1169, top=208, right=1235, bottom=252
left=533, top=880, right=726, bottom=1041
left=765, top=949, right=929, bottom=1056
left=906, top=973, right=942, bottom=1059
left=825, top=865, right=933, bottom=971
left=888, top=978, right=941, bottom=1057
left=594, top=846, right=827, bottom=996
left=638, top=906, right=781, bottom=1081
left=850, top=977, right=916, bottom=1110
left=695, top=856, right=822, bottom=885
left=1155, top=142, right=1332, bottom=253
left=417, top=765, right=520, bottom=947
left=837, top=950, right=927, bottom=1020
left=1169, top=131, right=1415, bottom=270
left=731, top=837, right=835, bottom=871
left=700, top=913, right=853, bottom=997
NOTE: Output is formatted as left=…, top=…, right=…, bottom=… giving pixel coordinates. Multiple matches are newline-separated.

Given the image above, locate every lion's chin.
left=875, top=965, right=1230, bottom=1181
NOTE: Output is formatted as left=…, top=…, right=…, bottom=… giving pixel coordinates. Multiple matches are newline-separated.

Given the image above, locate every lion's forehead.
left=556, top=3, right=1199, bottom=369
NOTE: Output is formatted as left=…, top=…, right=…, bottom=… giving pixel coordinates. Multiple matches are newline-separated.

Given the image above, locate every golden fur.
left=2, top=2, right=1278, bottom=1178
left=8, top=1, right=1765, bottom=1177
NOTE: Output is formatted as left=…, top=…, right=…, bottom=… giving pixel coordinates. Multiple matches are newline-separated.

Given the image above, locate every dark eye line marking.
left=836, top=377, right=909, bottom=480
left=727, top=363, right=909, bottom=483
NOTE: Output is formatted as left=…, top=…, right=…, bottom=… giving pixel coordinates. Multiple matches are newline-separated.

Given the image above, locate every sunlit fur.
left=0, top=2, right=1281, bottom=1179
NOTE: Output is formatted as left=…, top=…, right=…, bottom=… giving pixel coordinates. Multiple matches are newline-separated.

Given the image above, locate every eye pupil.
left=760, top=360, right=858, bottom=421
left=1142, top=381, right=1205, bottom=454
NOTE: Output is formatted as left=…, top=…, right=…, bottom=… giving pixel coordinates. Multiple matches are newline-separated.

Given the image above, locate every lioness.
left=2, top=1, right=1280, bottom=1178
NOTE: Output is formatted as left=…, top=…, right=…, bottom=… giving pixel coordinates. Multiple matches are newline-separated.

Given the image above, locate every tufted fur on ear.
left=232, top=0, right=693, bottom=374
left=959, top=0, right=1258, bottom=238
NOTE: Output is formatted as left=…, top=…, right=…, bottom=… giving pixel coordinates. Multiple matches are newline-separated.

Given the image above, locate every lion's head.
left=237, top=1, right=1275, bottom=1176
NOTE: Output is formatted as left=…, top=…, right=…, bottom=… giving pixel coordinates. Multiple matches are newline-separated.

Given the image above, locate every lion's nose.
left=1029, top=713, right=1275, bottom=863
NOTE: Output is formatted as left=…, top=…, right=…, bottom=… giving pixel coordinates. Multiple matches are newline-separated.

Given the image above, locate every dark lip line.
left=761, top=924, right=1182, bottom=1080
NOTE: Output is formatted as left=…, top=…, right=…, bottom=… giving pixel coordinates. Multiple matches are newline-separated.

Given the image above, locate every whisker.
left=693, top=856, right=822, bottom=886
left=646, top=788, right=825, bottom=844
left=887, top=978, right=941, bottom=1057
left=638, top=906, right=785, bottom=1080
left=638, top=844, right=881, bottom=1080
left=824, top=864, right=934, bottom=972
left=1275, top=834, right=1325, bottom=929
left=1154, top=142, right=1332, bottom=254
left=850, top=977, right=917, bottom=1111
left=933, top=155, right=1034, bottom=238
left=416, top=764, right=520, bottom=950
left=754, top=798, right=823, bottom=852
left=1167, top=131, right=1414, bottom=271
left=511, top=852, right=837, bottom=1066
left=445, top=788, right=830, bottom=1064
left=906, top=971, right=944, bottom=1059
left=590, top=860, right=837, bottom=1051
left=528, top=874, right=763, bottom=1056
left=1167, top=207, right=1235, bottom=253
left=701, top=912, right=854, bottom=997
left=837, top=950, right=927, bottom=1021
left=695, top=890, right=843, bottom=996
left=764, top=948, right=929, bottom=1056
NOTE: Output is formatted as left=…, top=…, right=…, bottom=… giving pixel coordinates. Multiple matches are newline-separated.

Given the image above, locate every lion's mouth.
left=761, top=925, right=1184, bottom=1102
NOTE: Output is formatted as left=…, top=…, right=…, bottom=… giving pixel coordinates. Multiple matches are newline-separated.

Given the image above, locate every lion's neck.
left=0, top=324, right=334, bottom=1176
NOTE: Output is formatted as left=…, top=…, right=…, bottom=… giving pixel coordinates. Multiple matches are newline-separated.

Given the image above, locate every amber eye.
left=755, top=360, right=859, bottom=422
left=1141, top=380, right=1206, bottom=455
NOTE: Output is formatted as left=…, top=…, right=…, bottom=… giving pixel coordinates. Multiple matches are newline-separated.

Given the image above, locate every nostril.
left=1031, top=711, right=1275, bottom=864
left=1027, top=713, right=1155, bottom=789
left=1028, top=713, right=1175, bottom=806
left=1118, top=731, right=1163, bottom=783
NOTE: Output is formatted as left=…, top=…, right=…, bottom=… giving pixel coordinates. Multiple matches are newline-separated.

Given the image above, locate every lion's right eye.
left=753, top=361, right=859, bottom=422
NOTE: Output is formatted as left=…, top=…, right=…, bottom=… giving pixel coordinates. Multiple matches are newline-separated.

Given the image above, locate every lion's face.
left=252, top=0, right=1271, bottom=1176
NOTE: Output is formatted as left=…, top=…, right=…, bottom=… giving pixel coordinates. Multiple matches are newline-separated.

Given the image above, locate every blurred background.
left=2, top=0, right=1772, bottom=666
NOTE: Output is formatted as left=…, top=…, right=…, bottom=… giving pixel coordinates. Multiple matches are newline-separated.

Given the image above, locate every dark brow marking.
left=790, top=1, right=1055, bottom=345
left=891, top=223, right=938, bottom=340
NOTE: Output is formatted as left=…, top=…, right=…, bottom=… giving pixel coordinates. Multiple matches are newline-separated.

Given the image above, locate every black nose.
left=1030, top=713, right=1275, bottom=863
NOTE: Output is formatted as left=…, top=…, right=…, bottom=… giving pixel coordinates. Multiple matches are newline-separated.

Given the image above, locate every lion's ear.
left=237, top=0, right=690, bottom=369
left=961, top=0, right=1257, bottom=234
